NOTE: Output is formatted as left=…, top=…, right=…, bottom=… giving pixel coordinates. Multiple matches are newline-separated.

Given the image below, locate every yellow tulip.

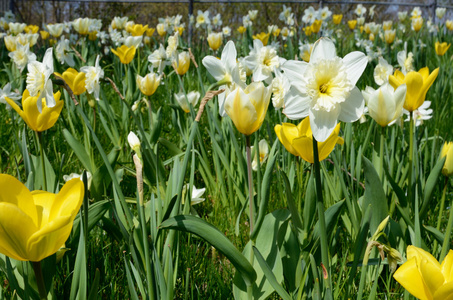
left=275, top=117, right=343, bottom=164
left=394, top=246, right=453, bottom=300
left=55, top=68, right=87, bottom=96
left=446, top=20, right=453, bottom=31
left=311, top=19, right=322, bottom=33
left=0, top=174, right=84, bottom=262
left=303, top=26, right=313, bottom=36
left=40, top=30, right=49, bottom=40
left=128, top=24, right=148, bottom=36
left=389, top=67, right=439, bottom=112
left=4, top=35, right=16, bottom=52
left=348, top=20, right=357, bottom=30
left=207, top=32, right=223, bottom=51
left=412, top=16, right=423, bottom=32
left=176, top=26, right=184, bottom=36
left=5, top=90, right=64, bottom=132
left=383, top=20, right=393, bottom=31
left=384, top=29, right=396, bottom=44
left=111, top=45, right=136, bottom=64
left=156, top=23, right=167, bottom=37
left=252, top=32, right=270, bottom=46
left=136, top=73, right=161, bottom=96
left=333, top=14, right=343, bottom=25
left=24, top=24, right=39, bottom=34
left=146, top=28, right=155, bottom=37
left=435, top=42, right=451, bottom=56
left=238, top=26, right=246, bottom=34
left=224, top=82, right=271, bottom=136
left=440, top=142, right=453, bottom=176
left=88, top=31, right=98, bottom=41
left=172, top=51, right=190, bottom=75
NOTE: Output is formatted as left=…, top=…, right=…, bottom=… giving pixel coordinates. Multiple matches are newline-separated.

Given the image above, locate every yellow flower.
left=389, top=67, right=439, bottom=112
left=40, top=30, right=49, bottom=40
left=272, top=28, right=281, bottom=37
left=224, top=82, right=271, bottom=136
left=146, top=28, right=155, bottom=37
left=384, top=29, right=396, bottom=44
left=369, top=33, right=375, bottom=42
left=111, top=45, right=136, bottom=64
left=172, top=51, right=190, bottom=75
left=176, top=26, right=184, bottom=36
left=446, top=20, right=453, bottom=31
left=348, top=20, right=357, bottom=30
left=252, top=32, right=270, bottom=46
left=5, top=90, right=64, bottom=132
left=440, top=142, right=453, bottom=176
left=136, top=73, right=161, bottom=96
left=88, top=31, right=98, bottom=41
left=435, top=42, right=451, bottom=56
left=4, top=35, right=16, bottom=51
left=394, top=246, right=453, bottom=300
left=238, top=26, right=246, bottom=34
left=156, top=23, right=167, bottom=36
left=24, top=24, right=39, bottom=34
left=128, top=24, right=148, bottom=36
left=207, top=32, right=223, bottom=51
left=55, top=68, right=87, bottom=96
left=0, top=174, right=84, bottom=262
left=383, top=20, right=393, bottom=31
left=412, top=16, right=423, bottom=32
left=333, top=14, right=343, bottom=25
left=275, top=117, right=343, bottom=164
left=311, top=19, right=322, bottom=33
left=303, top=26, right=313, bottom=36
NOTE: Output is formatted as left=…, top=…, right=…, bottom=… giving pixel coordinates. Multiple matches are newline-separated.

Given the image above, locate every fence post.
left=188, top=0, right=194, bottom=47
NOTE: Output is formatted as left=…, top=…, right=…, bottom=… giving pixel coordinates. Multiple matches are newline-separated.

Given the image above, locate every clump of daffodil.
left=55, top=68, right=86, bottom=95
left=136, top=72, right=161, bottom=96
left=224, top=82, right=271, bottom=136
left=5, top=89, right=64, bottom=132
left=111, top=45, right=136, bottom=64
left=0, top=174, right=84, bottom=262
left=435, top=42, right=451, bottom=56
left=275, top=117, right=343, bottom=164
left=207, top=32, right=223, bottom=51
left=440, top=142, right=453, bottom=177
left=389, top=67, right=439, bottom=112
left=394, top=246, right=453, bottom=300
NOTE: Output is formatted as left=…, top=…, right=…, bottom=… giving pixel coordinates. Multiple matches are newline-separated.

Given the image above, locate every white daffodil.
left=9, top=42, right=36, bottom=72
left=281, top=37, right=367, bottom=142
left=63, top=171, right=92, bottom=190
left=302, top=6, right=318, bottom=24
left=81, top=55, right=104, bottom=100
left=397, top=42, right=414, bottom=75
left=212, top=13, right=222, bottom=28
left=55, top=37, right=75, bottom=67
left=362, top=83, right=407, bottom=127
left=279, top=5, right=292, bottom=22
left=148, top=44, right=168, bottom=74
left=174, top=91, right=200, bottom=113
left=355, top=4, right=367, bottom=17
left=373, top=57, right=393, bottom=86
left=243, top=39, right=281, bottom=84
left=26, top=47, right=55, bottom=112
left=165, top=32, right=179, bottom=63
left=404, top=101, right=433, bottom=127
left=222, top=26, right=231, bottom=37
left=319, top=7, right=332, bottom=20
left=251, top=139, right=269, bottom=171
left=127, top=131, right=141, bottom=153
left=271, top=68, right=290, bottom=109
left=0, top=83, right=21, bottom=109
left=202, top=40, right=245, bottom=116
left=182, top=184, right=206, bottom=205
left=196, top=10, right=210, bottom=28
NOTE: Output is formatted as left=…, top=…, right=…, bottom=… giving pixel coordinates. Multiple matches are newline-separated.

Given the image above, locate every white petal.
left=202, top=56, right=225, bottom=81
left=281, top=60, right=308, bottom=85
left=338, top=86, right=364, bottom=123
left=282, top=88, right=310, bottom=120
left=44, top=80, right=56, bottom=108
left=217, top=85, right=227, bottom=117
left=343, top=51, right=368, bottom=86
left=309, top=105, right=341, bottom=142
left=43, top=48, right=54, bottom=73
left=310, top=38, right=337, bottom=64
left=221, top=40, right=237, bottom=70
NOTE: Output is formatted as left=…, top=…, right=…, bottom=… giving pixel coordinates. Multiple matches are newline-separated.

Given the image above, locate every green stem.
left=379, top=126, right=385, bottom=182
left=31, top=261, right=47, bottom=300
left=433, top=179, right=448, bottom=254
left=357, top=242, right=373, bottom=300
left=312, top=137, right=332, bottom=298
left=147, top=95, right=153, bottom=130
left=245, top=135, right=254, bottom=234
left=440, top=180, right=452, bottom=261
left=36, top=131, right=47, bottom=191
left=408, top=112, right=420, bottom=247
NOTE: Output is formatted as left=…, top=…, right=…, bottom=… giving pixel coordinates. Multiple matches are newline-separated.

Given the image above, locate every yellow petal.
left=224, top=88, right=258, bottom=136
left=403, top=71, right=424, bottom=111
left=22, top=95, right=41, bottom=131
left=394, top=257, right=433, bottom=300
left=434, top=282, right=453, bottom=300
left=50, top=178, right=84, bottom=221
left=441, top=250, right=453, bottom=282
left=419, top=257, right=445, bottom=296
left=31, top=190, right=56, bottom=227
left=408, top=245, right=441, bottom=268
left=275, top=123, right=300, bottom=156
left=292, top=136, right=314, bottom=163
left=37, top=92, right=64, bottom=131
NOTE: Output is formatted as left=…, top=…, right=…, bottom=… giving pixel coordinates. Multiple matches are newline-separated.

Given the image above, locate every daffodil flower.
left=243, top=39, right=282, bottom=84
left=81, top=55, right=104, bottom=100
left=26, top=47, right=55, bottom=112
left=0, top=174, right=84, bottom=262
left=275, top=117, right=344, bottom=164
left=281, top=37, right=368, bottom=142
left=393, top=246, right=453, bottom=300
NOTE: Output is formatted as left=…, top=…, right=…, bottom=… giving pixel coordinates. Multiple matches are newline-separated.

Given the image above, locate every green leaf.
left=63, top=129, right=93, bottom=172
left=159, top=215, right=256, bottom=286
left=70, top=224, right=87, bottom=300
left=420, top=156, right=446, bottom=218
left=423, top=225, right=445, bottom=244
left=362, top=156, right=388, bottom=235
left=71, top=200, right=112, bottom=245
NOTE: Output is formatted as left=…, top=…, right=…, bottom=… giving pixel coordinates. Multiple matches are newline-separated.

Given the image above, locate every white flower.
left=411, top=7, right=422, bottom=19
left=398, top=11, right=408, bottom=21
left=8, top=22, right=26, bottom=34
left=362, top=83, right=407, bottom=127
left=26, top=47, right=55, bottom=112
left=436, top=7, right=446, bottom=19
left=55, top=37, right=75, bottom=67
left=355, top=4, right=367, bottom=17
left=81, top=55, right=104, bottom=100
left=248, top=10, right=258, bottom=21
left=271, top=69, right=290, bottom=109
left=196, top=10, right=210, bottom=28
left=251, top=139, right=269, bottom=171
left=111, top=16, right=128, bottom=30
left=369, top=5, right=376, bottom=18
left=148, top=44, right=168, bottom=74
left=243, top=39, right=281, bottom=84
left=212, top=13, right=222, bottom=27
left=166, top=32, right=179, bottom=62
left=357, top=17, right=365, bottom=26
left=122, top=35, right=142, bottom=48
left=0, top=83, right=21, bottom=109
left=9, top=42, right=36, bottom=72
left=404, top=101, right=433, bottom=127
left=285, top=14, right=295, bottom=26
left=319, top=7, right=332, bottom=20
left=299, top=42, right=313, bottom=62
left=183, top=184, right=206, bottom=205
left=243, top=15, right=252, bottom=27
left=222, top=26, right=231, bottom=37
left=202, top=40, right=245, bottom=116
left=279, top=5, right=292, bottom=22
left=373, top=57, right=393, bottom=86
left=281, top=38, right=368, bottom=142
left=302, top=6, right=318, bottom=24
left=63, top=172, right=92, bottom=190
left=174, top=91, right=200, bottom=113
left=397, top=43, right=414, bottom=75
left=127, top=131, right=141, bottom=152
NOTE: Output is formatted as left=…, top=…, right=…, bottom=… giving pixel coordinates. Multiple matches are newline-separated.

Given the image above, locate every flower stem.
left=408, top=112, right=420, bottom=247
left=440, top=180, right=453, bottom=261
left=31, top=261, right=47, bottom=300
left=245, top=135, right=254, bottom=234
left=433, top=178, right=448, bottom=255
left=36, top=131, right=47, bottom=191
left=312, top=137, right=332, bottom=298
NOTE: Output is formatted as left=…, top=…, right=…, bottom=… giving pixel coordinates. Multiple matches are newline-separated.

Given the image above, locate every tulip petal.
left=394, top=257, right=432, bottom=300
left=318, top=123, right=342, bottom=161
left=310, top=38, right=337, bottom=64
left=309, top=104, right=340, bottom=142
left=441, top=250, right=453, bottom=282
left=31, top=191, right=56, bottom=227
left=338, top=87, right=364, bottom=123
left=0, top=202, right=38, bottom=261
left=224, top=88, right=258, bottom=135
left=342, top=51, right=368, bottom=87
left=408, top=245, right=441, bottom=268
left=292, top=136, right=314, bottom=163
left=282, top=89, right=311, bottom=120
left=404, top=71, right=424, bottom=111
left=434, top=281, right=453, bottom=300
left=50, top=178, right=84, bottom=221
left=419, top=258, right=445, bottom=296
